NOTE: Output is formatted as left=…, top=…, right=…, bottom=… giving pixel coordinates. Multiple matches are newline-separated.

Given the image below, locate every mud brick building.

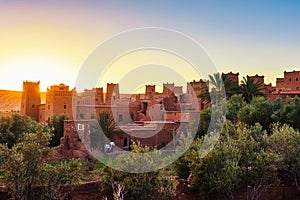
left=20, top=69, right=300, bottom=150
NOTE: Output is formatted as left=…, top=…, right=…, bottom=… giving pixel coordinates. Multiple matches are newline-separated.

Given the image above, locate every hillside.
left=0, top=90, right=46, bottom=111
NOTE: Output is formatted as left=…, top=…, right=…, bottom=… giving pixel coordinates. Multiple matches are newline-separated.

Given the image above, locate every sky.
left=0, top=0, right=300, bottom=92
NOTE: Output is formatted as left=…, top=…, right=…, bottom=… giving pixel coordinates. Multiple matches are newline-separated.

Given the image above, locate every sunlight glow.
left=0, top=53, right=75, bottom=91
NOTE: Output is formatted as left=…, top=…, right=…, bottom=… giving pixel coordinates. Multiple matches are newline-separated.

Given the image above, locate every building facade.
left=20, top=81, right=41, bottom=121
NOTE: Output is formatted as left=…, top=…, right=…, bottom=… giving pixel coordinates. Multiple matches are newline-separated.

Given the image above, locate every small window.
left=95, top=98, right=98, bottom=101
left=48, top=105, right=50, bottom=110
left=289, top=78, right=292, bottom=82
left=32, top=104, right=35, bottom=108
left=77, top=124, right=84, bottom=131
left=64, top=104, right=67, bottom=109
left=297, top=87, right=299, bottom=90
left=296, top=78, right=299, bottom=81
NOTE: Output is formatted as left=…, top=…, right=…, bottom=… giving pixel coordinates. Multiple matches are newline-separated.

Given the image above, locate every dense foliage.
left=0, top=90, right=299, bottom=199
left=0, top=128, right=82, bottom=199
left=0, top=113, right=42, bottom=148
left=174, top=94, right=300, bottom=199
left=47, top=113, right=67, bottom=147
left=100, top=141, right=176, bottom=200
left=198, top=94, right=300, bottom=137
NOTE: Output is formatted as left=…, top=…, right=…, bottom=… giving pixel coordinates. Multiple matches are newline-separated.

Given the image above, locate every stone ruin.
left=52, top=120, right=97, bottom=170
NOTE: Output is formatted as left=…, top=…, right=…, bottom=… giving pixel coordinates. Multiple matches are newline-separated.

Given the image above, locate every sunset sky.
left=1, top=0, right=300, bottom=92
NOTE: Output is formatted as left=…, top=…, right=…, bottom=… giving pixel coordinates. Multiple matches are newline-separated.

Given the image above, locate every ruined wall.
left=57, top=120, right=96, bottom=168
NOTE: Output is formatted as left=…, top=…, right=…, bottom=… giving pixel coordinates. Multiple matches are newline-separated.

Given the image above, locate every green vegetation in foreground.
left=0, top=92, right=299, bottom=199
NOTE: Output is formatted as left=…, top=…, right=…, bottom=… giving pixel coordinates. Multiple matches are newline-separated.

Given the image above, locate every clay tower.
left=20, top=81, right=41, bottom=121
left=163, top=83, right=175, bottom=96
left=145, top=85, right=156, bottom=97
left=105, top=83, right=120, bottom=104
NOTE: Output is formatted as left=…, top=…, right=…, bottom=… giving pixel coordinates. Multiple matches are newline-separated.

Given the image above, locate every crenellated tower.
left=20, top=81, right=41, bottom=121
left=105, top=83, right=120, bottom=104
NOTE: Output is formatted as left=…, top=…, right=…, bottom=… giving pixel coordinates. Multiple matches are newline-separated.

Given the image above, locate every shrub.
left=99, top=141, right=176, bottom=200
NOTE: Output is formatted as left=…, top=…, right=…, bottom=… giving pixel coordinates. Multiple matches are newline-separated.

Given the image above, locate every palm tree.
left=221, top=74, right=241, bottom=98
left=98, top=112, right=116, bottom=138
left=199, top=83, right=210, bottom=104
left=199, top=72, right=239, bottom=105
left=240, top=76, right=265, bottom=103
left=209, top=72, right=224, bottom=93
left=90, top=112, right=116, bottom=151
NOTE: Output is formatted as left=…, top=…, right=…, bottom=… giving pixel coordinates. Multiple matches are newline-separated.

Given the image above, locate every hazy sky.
left=0, top=0, right=300, bottom=92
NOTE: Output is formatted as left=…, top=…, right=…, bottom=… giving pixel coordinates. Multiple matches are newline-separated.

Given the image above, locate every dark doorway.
left=123, top=137, right=128, bottom=147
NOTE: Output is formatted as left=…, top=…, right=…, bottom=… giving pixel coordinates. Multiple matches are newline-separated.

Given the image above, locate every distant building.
left=105, top=83, right=120, bottom=104
left=248, top=74, right=276, bottom=100
left=20, top=69, right=300, bottom=123
left=44, top=83, right=75, bottom=121
left=19, top=69, right=300, bottom=150
left=20, top=81, right=41, bottom=121
left=222, top=71, right=239, bottom=85
left=186, top=79, right=209, bottom=111
left=272, top=70, right=300, bottom=103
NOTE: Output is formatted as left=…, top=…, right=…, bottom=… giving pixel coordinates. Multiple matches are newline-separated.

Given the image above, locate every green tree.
left=90, top=112, right=116, bottom=152
left=100, top=141, right=176, bottom=200
left=98, top=112, right=116, bottom=138
left=226, top=94, right=246, bottom=122
left=271, top=96, right=300, bottom=130
left=199, top=72, right=226, bottom=105
left=221, top=73, right=241, bottom=98
left=173, top=137, right=203, bottom=179
left=269, top=124, right=300, bottom=192
left=0, top=113, right=41, bottom=148
left=197, top=107, right=211, bottom=137
left=189, top=133, right=242, bottom=200
left=234, top=123, right=278, bottom=200
left=199, top=72, right=240, bottom=105
left=39, top=159, right=82, bottom=199
left=240, top=76, right=265, bottom=103
left=0, top=127, right=51, bottom=199
left=0, top=128, right=82, bottom=200
left=177, top=122, right=278, bottom=200
left=238, top=96, right=274, bottom=131
left=47, top=113, right=67, bottom=147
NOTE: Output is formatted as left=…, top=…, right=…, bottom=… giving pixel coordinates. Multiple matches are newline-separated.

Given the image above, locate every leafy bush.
left=0, top=113, right=42, bottom=148
left=0, top=128, right=82, bottom=199
left=238, top=96, right=274, bottom=130
left=269, top=123, right=300, bottom=192
left=99, top=141, right=176, bottom=200
left=175, top=122, right=279, bottom=200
